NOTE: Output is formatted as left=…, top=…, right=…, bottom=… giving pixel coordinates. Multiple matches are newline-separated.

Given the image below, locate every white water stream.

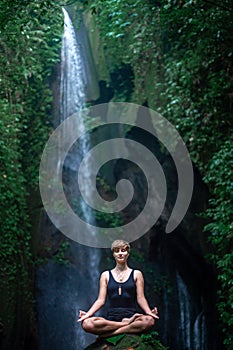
left=60, top=8, right=100, bottom=348
left=176, top=272, right=207, bottom=350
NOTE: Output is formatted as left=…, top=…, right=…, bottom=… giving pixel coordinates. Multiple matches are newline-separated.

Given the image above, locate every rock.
left=84, top=332, right=167, bottom=350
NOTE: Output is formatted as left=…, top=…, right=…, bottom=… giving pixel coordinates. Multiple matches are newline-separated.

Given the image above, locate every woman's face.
left=113, top=245, right=129, bottom=263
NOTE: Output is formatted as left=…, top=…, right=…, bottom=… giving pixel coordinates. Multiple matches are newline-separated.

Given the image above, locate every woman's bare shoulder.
left=100, top=270, right=110, bottom=281
left=133, top=269, right=143, bottom=279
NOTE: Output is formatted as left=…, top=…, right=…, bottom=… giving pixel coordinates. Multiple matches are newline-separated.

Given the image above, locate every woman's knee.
left=82, top=318, right=93, bottom=332
left=82, top=317, right=102, bottom=333
left=144, top=315, right=155, bottom=329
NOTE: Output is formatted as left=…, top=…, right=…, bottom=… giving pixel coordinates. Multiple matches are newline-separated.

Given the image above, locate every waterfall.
left=36, top=8, right=100, bottom=350
left=176, top=272, right=207, bottom=350
left=60, top=8, right=100, bottom=348
left=60, top=8, right=99, bottom=119
left=60, top=8, right=86, bottom=120
left=177, top=272, right=192, bottom=349
left=193, top=308, right=207, bottom=350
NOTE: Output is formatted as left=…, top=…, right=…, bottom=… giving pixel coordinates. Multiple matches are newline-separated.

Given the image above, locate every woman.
left=77, top=239, right=159, bottom=337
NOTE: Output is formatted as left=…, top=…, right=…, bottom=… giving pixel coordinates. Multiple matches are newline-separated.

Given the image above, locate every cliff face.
left=110, top=124, right=220, bottom=349
left=36, top=64, right=220, bottom=350
left=35, top=9, right=221, bottom=350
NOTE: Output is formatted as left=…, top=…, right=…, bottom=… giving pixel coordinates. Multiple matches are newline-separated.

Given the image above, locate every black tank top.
left=107, top=269, right=136, bottom=309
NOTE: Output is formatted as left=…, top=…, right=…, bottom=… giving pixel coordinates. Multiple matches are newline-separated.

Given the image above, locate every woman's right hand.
left=77, top=310, right=90, bottom=322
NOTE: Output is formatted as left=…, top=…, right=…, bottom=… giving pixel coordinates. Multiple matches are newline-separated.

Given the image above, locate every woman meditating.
left=77, top=239, right=159, bottom=337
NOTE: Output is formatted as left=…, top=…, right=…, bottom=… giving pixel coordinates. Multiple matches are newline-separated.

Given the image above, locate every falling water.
left=176, top=272, right=207, bottom=350
left=36, top=8, right=100, bottom=350
left=177, top=272, right=192, bottom=349
left=60, top=8, right=86, bottom=120
left=60, top=8, right=100, bottom=348
left=193, top=308, right=207, bottom=350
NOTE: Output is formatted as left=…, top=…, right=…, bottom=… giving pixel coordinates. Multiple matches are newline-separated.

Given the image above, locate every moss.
left=85, top=332, right=167, bottom=350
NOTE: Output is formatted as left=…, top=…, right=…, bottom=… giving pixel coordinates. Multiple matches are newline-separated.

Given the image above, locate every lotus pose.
left=77, top=239, right=159, bottom=337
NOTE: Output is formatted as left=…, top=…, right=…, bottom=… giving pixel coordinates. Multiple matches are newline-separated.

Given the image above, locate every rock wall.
left=110, top=124, right=221, bottom=349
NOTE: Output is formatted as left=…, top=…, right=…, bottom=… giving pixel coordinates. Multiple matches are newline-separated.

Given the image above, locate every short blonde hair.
left=111, top=240, right=130, bottom=252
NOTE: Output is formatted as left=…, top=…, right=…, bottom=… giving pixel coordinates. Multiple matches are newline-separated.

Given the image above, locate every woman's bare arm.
left=77, top=271, right=109, bottom=322
left=135, top=270, right=159, bottom=319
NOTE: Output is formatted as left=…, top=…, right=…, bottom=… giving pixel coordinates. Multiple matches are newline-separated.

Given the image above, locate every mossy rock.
left=84, top=332, right=167, bottom=350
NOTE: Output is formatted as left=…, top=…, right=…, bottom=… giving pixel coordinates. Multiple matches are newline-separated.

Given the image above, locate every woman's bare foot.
left=96, top=314, right=142, bottom=339
left=122, top=313, right=143, bottom=324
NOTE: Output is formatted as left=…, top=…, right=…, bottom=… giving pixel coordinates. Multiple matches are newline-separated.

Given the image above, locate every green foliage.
left=141, top=331, right=166, bottom=349
left=86, top=0, right=161, bottom=103
left=153, top=275, right=173, bottom=297
left=95, top=210, right=124, bottom=228
left=95, top=177, right=125, bottom=228
left=86, top=0, right=233, bottom=346
left=203, top=140, right=233, bottom=345
left=52, top=241, right=70, bottom=265
left=85, top=332, right=168, bottom=350
left=0, top=0, right=66, bottom=347
left=129, top=248, right=145, bottom=264
left=0, top=0, right=232, bottom=347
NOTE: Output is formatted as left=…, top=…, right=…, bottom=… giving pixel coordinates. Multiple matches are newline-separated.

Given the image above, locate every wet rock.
left=84, top=332, right=167, bottom=350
